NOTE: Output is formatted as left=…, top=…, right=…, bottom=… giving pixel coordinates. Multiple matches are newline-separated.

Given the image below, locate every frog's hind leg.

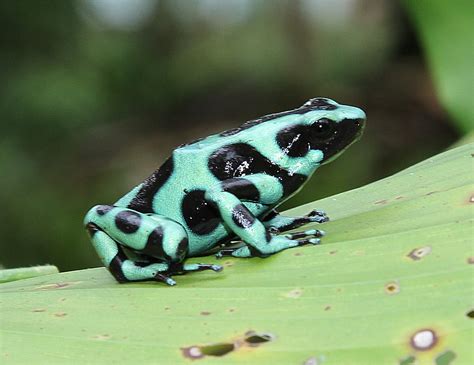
left=84, top=205, right=222, bottom=284
left=85, top=222, right=176, bottom=285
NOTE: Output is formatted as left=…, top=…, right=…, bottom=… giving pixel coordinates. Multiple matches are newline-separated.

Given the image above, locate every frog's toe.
left=307, top=209, right=329, bottom=219
left=182, top=263, right=224, bottom=273
left=284, top=229, right=325, bottom=240
left=165, top=278, right=177, bottom=286
left=211, top=264, right=224, bottom=272
left=296, top=237, right=321, bottom=246
left=215, top=249, right=236, bottom=259
left=154, top=273, right=176, bottom=286
left=307, top=209, right=323, bottom=216
left=308, top=215, right=330, bottom=223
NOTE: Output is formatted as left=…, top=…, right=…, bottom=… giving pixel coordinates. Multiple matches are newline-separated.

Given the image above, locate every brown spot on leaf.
left=181, top=331, right=274, bottom=360
left=54, top=312, right=67, bottom=317
left=410, top=329, right=437, bottom=351
left=294, top=252, right=303, bottom=256
left=32, top=308, right=46, bottom=313
left=244, top=331, right=274, bottom=346
left=93, top=334, right=111, bottom=341
left=385, top=281, right=400, bottom=295
left=329, top=250, right=338, bottom=255
left=466, top=309, right=474, bottom=319
left=182, top=346, right=205, bottom=359
left=285, top=288, right=303, bottom=298
left=200, top=311, right=211, bottom=316
left=36, top=281, right=81, bottom=290
left=407, top=246, right=432, bottom=261
left=469, top=195, right=474, bottom=203
left=374, top=199, right=388, bottom=205
left=467, top=257, right=474, bottom=264
left=224, top=261, right=234, bottom=267
left=324, top=305, right=331, bottom=311
left=426, top=191, right=439, bottom=196
left=228, top=308, right=235, bottom=313
left=395, top=196, right=404, bottom=200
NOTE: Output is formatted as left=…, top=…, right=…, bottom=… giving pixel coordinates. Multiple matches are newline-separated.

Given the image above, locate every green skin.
left=84, top=98, right=366, bottom=285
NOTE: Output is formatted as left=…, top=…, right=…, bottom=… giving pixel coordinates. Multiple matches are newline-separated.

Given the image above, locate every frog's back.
left=115, top=108, right=306, bottom=219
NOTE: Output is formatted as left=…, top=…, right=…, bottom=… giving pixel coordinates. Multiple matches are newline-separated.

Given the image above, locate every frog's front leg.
left=262, top=209, right=329, bottom=234
left=205, top=175, right=321, bottom=258
left=84, top=206, right=221, bottom=284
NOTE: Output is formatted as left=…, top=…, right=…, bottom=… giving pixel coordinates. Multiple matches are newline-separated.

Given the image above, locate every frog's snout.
left=318, top=107, right=366, bottom=164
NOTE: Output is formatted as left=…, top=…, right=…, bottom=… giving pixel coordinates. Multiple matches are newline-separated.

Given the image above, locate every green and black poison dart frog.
left=84, top=98, right=366, bottom=285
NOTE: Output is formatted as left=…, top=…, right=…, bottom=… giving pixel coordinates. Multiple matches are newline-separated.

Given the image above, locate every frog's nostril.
left=355, top=118, right=364, bottom=128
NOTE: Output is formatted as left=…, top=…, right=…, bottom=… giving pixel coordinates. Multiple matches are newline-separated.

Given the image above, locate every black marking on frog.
left=218, top=98, right=338, bottom=138
left=304, top=97, right=338, bottom=110
left=207, top=143, right=307, bottom=197
left=181, top=189, right=221, bottom=235
left=275, top=118, right=364, bottom=161
left=221, top=178, right=260, bottom=201
left=265, top=230, right=272, bottom=242
left=275, top=124, right=311, bottom=158
left=316, top=118, right=364, bottom=162
left=115, top=211, right=142, bottom=234
left=176, top=237, right=189, bottom=258
left=108, top=247, right=129, bottom=283
left=178, top=137, right=206, bottom=148
left=231, top=204, right=256, bottom=229
left=128, top=156, right=174, bottom=213
left=96, top=205, right=113, bottom=216
left=142, top=226, right=169, bottom=260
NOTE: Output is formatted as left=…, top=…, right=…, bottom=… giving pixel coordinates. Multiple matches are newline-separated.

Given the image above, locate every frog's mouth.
left=318, top=118, right=365, bottom=165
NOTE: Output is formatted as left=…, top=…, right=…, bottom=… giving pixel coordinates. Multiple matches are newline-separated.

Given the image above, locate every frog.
left=84, top=97, right=366, bottom=285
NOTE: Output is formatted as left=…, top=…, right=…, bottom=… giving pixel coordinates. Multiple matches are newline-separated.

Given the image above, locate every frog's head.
left=276, top=97, right=365, bottom=164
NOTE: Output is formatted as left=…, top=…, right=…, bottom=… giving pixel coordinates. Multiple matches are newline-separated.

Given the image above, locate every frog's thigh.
left=84, top=205, right=189, bottom=264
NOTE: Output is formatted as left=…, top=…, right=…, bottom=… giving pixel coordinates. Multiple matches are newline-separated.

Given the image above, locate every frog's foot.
left=130, top=262, right=177, bottom=286
left=216, top=234, right=322, bottom=258
left=169, top=263, right=223, bottom=273
left=154, top=272, right=177, bottom=286
left=262, top=209, right=329, bottom=234
left=283, top=228, right=325, bottom=241
left=306, top=209, right=330, bottom=223
left=215, top=249, right=240, bottom=259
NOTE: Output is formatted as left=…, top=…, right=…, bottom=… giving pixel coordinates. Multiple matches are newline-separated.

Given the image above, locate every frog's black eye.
left=312, top=118, right=335, bottom=139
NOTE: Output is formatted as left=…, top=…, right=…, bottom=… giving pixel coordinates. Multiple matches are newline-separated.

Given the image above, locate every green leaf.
left=1, top=143, right=473, bottom=364
left=404, top=0, right=474, bottom=132
left=0, top=265, right=59, bottom=283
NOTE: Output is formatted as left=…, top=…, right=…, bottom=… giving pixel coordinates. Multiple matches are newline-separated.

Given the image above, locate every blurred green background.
left=0, top=0, right=470, bottom=271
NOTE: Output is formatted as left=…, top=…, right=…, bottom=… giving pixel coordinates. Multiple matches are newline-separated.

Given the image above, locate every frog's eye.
left=312, top=118, right=335, bottom=139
